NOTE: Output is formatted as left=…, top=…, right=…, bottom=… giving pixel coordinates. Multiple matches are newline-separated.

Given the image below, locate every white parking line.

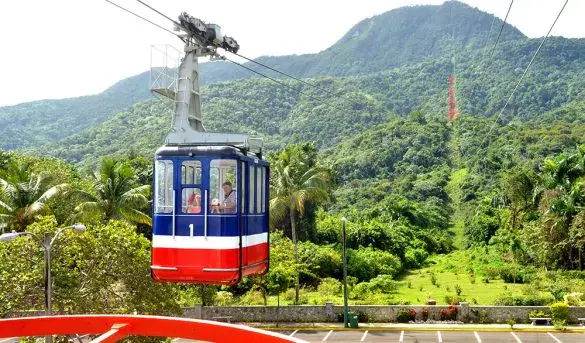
left=399, top=330, right=404, bottom=343
left=322, top=330, right=333, bottom=341
left=289, top=330, right=298, bottom=337
left=510, top=332, right=522, bottom=343
left=437, top=331, right=443, bottom=343
left=360, top=330, right=368, bottom=342
left=474, top=331, right=482, bottom=343
left=547, top=332, right=563, bottom=343
left=0, top=339, right=18, bottom=343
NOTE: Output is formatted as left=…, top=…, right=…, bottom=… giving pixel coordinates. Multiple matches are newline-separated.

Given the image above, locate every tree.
left=270, top=144, right=331, bottom=304
left=72, top=158, right=151, bottom=226
left=0, top=161, right=68, bottom=232
left=0, top=216, right=181, bottom=316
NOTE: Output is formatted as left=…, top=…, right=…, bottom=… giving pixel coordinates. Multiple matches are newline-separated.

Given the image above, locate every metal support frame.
left=149, top=32, right=263, bottom=155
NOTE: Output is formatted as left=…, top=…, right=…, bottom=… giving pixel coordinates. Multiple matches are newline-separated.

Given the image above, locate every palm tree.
left=534, top=150, right=585, bottom=268
left=270, top=147, right=331, bottom=304
left=0, top=161, right=68, bottom=232
left=72, top=158, right=151, bottom=226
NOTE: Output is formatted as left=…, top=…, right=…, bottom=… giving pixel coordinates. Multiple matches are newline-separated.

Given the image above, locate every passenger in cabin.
left=211, top=181, right=237, bottom=213
left=187, top=193, right=201, bottom=213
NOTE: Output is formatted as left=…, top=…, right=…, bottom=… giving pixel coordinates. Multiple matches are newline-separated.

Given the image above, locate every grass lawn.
left=394, top=267, right=524, bottom=305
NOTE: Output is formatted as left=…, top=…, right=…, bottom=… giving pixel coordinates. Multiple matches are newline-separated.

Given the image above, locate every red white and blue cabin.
left=151, top=146, right=269, bottom=285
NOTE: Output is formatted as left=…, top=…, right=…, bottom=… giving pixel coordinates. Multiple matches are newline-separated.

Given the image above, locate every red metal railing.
left=0, top=315, right=307, bottom=343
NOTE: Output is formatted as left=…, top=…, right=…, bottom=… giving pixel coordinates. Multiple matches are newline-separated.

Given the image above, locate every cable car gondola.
left=149, top=13, right=269, bottom=285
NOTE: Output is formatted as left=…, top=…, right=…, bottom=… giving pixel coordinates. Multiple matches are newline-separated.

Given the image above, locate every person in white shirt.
left=212, top=181, right=236, bottom=213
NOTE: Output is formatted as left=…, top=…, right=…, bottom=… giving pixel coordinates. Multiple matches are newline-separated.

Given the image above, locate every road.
left=172, top=330, right=585, bottom=343
left=275, top=330, right=584, bottom=343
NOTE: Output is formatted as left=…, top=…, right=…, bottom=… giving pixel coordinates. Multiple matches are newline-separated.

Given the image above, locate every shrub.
left=299, top=242, right=342, bottom=279
left=317, top=278, right=342, bottom=298
left=350, top=275, right=399, bottom=299
left=347, top=247, right=401, bottom=281
left=499, top=265, right=532, bottom=284
left=495, top=294, right=555, bottom=306
left=483, top=266, right=500, bottom=280
left=454, top=284, right=462, bottom=296
left=283, top=288, right=309, bottom=304
left=240, top=290, right=265, bottom=305
left=404, top=248, right=428, bottom=268
left=429, top=271, right=438, bottom=286
left=550, top=302, right=570, bottom=323
left=439, top=305, right=458, bottom=321
left=396, top=309, right=416, bottom=323
left=553, top=319, right=567, bottom=331
left=529, top=310, right=549, bottom=318
left=444, top=295, right=465, bottom=305
left=507, top=319, right=516, bottom=329
left=215, top=291, right=234, bottom=306
left=420, top=307, right=429, bottom=321
left=564, top=292, right=585, bottom=306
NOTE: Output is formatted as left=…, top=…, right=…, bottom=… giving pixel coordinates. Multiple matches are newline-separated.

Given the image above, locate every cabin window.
left=262, top=166, right=267, bottom=213
left=154, top=160, right=174, bottom=213
left=182, top=188, right=202, bottom=214
left=248, top=164, right=255, bottom=214
left=181, top=160, right=202, bottom=184
left=209, top=159, right=238, bottom=214
left=241, top=161, right=246, bottom=214
left=256, top=166, right=262, bottom=213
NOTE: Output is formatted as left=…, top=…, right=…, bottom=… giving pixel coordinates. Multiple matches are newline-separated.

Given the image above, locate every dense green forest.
left=4, top=0, right=585, bottom=317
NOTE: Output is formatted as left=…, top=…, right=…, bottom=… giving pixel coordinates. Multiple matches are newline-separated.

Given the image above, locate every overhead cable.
left=482, top=0, right=569, bottom=145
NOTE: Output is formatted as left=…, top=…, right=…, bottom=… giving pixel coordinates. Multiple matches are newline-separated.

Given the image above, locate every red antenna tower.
left=448, top=76, right=459, bottom=120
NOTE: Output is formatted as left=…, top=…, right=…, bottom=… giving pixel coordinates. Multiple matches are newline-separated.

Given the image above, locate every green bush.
left=317, top=278, right=342, bottom=298
left=350, top=275, right=399, bottom=300
left=404, top=248, right=428, bottom=268
left=495, top=293, right=555, bottom=306
left=550, top=302, right=570, bottom=323
left=564, top=292, right=585, bottom=306
left=553, top=319, right=567, bottom=331
left=299, top=242, right=342, bottom=279
left=347, top=247, right=401, bottom=281
left=240, top=290, right=265, bottom=305
left=444, top=295, right=465, bottom=305
left=396, top=309, right=416, bottom=323
left=215, top=291, right=234, bottom=306
left=499, top=265, right=532, bottom=284
left=529, top=310, right=549, bottom=318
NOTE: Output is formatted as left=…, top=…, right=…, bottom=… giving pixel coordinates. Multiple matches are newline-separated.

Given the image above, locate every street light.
left=0, top=223, right=85, bottom=343
left=341, top=217, right=349, bottom=328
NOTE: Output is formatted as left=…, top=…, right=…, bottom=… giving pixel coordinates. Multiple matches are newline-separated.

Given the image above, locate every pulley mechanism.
left=151, top=12, right=262, bottom=154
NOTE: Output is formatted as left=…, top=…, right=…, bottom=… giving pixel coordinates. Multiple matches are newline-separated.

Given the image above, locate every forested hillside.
left=0, top=0, right=568, bottom=152
left=0, top=72, right=153, bottom=150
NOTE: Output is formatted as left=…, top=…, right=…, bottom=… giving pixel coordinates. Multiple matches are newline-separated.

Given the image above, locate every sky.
left=0, top=0, right=581, bottom=107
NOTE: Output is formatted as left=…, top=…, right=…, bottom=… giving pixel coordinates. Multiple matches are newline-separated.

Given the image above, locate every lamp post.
left=341, top=217, right=349, bottom=328
left=0, top=223, right=86, bottom=343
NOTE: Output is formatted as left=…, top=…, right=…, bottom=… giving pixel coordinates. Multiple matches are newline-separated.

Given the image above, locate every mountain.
left=1, top=1, right=526, bottom=151
left=197, top=1, right=524, bottom=84
left=0, top=72, right=153, bottom=150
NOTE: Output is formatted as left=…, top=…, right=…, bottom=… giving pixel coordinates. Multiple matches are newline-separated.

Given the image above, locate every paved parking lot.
left=271, top=330, right=585, bottom=343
